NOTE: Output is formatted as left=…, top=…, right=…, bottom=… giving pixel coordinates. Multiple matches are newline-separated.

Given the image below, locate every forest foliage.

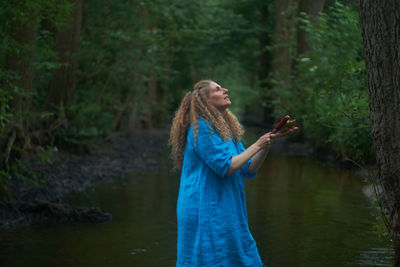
left=271, top=2, right=372, bottom=163
left=0, top=0, right=372, bottom=191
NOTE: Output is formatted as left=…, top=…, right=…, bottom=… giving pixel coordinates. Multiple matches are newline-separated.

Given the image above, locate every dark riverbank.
left=0, top=129, right=170, bottom=231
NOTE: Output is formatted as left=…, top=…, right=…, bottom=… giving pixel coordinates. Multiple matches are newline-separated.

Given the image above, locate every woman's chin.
left=215, top=101, right=232, bottom=112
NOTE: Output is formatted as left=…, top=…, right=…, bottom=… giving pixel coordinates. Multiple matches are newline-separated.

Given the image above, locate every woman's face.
left=208, top=82, right=231, bottom=111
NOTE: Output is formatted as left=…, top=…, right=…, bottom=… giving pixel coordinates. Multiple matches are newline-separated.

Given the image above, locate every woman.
left=169, top=80, right=298, bottom=266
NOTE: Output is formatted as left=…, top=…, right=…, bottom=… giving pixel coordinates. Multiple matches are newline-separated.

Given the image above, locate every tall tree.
left=258, top=1, right=275, bottom=123
left=43, top=0, right=82, bottom=126
left=272, top=0, right=296, bottom=86
left=2, top=0, right=39, bottom=165
left=296, top=0, right=325, bottom=55
left=358, top=0, right=400, bottom=265
left=259, top=2, right=273, bottom=87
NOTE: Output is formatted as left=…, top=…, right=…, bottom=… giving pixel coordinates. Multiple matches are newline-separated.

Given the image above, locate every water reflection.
left=0, top=152, right=393, bottom=267
left=247, top=153, right=393, bottom=267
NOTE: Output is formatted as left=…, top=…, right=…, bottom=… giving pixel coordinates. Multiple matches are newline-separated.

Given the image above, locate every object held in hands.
left=272, top=115, right=296, bottom=133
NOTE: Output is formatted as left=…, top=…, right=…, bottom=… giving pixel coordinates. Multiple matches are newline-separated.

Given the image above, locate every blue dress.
left=177, top=119, right=263, bottom=267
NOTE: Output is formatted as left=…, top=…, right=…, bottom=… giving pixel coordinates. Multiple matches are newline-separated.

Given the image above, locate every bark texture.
left=358, top=1, right=400, bottom=265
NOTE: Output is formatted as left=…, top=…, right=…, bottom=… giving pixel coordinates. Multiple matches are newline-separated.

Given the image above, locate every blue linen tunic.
left=176, top=119, right=263, bottom=267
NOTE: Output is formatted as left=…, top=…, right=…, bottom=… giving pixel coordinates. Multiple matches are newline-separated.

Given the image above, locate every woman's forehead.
left=209, top=81, right=221, bottom=88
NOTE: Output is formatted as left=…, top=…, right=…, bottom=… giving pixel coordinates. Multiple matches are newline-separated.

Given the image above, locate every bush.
left=271, top=2, right=373, bottom=164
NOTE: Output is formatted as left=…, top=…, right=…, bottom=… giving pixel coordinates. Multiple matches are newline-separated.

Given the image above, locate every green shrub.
left=271, top=2, right=373, bottom=164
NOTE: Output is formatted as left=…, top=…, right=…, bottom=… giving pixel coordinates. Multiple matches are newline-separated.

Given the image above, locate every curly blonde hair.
left=168, top=80, right=244, bottom=169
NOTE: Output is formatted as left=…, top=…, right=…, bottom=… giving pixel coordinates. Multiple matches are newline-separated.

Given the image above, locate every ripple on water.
left=130, top=248, right=147, bottom=255
left=352, top=247, right=394, bottom=266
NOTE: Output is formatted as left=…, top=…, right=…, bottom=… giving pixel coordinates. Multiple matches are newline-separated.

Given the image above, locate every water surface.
left=0, top=152, right=393, bottom=266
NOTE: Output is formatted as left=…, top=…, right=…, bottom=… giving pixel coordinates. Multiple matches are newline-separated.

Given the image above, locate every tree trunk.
left=43, top=0, right=82, bottom=122
left=273, top=0, right=296, bottom=86
left=144, top=69, right=157, bottom=128
left=358, top=1, right=400, bottom=265
left=2, top=0, right=38, bottom=164
left=258, top=2, right=274, bottom=123
left=297, top=0, right=325, bottom=55
left=5, top=20, right=37, bottom=115
left=114, top=85, right=139, bottom=134
left=259, top=2, right=272, bottom=87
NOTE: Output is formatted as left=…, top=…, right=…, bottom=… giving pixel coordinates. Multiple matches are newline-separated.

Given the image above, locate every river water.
left=0, top=151, right=394, bottom=266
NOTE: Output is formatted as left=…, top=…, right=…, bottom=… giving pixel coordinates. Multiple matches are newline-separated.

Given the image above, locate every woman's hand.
left=256, top=126, right=299, bottom=149
left=270, top=126, right=299, bottom=139
left=255, top=132, right=273, bottom=149
left=227, top=126, right=299, bottom=176
left=246, top=126, right=299, bottom=174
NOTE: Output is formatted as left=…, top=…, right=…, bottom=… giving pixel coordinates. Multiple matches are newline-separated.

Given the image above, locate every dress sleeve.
left=192, top=120, right=233, bottom=178
left=237, top=140, right=257, bottom=179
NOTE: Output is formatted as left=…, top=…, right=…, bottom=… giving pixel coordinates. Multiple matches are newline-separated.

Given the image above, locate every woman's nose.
left=223, top=88, right=228, bottom=93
